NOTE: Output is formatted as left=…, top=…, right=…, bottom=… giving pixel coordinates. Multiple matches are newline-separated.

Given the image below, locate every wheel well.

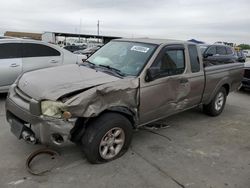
left=70, top=110, right=136, bottom=143
left=222, top=84, right=230, bottom=95
left=101, top=110, right=136, bottom=129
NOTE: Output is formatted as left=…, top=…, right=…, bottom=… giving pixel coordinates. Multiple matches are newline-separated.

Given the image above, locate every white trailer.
left=42, top=32, right=56, bottom=44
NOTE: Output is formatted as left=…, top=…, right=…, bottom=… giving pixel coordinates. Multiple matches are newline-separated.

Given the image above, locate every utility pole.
left=97, top=20, right=100, bottom=43
left=79, top=18, right=82, bottom=42
left=97, top=20, right=100, bottom=36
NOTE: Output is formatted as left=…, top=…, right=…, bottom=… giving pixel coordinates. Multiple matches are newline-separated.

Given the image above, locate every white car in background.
left=0, top=38, right=86, bottom=93
left=243, top=50, right=250, bottom=58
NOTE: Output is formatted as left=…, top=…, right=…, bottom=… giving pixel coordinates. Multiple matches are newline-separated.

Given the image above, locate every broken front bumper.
left=5, top=85, right=76, bottom=146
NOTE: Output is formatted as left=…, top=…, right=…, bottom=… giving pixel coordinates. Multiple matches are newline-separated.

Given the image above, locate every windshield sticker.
left=131, top=46, right=150, bottom=53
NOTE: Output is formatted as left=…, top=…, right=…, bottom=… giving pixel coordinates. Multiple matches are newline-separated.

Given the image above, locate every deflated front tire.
left=81, top=112, right=133, bottom=164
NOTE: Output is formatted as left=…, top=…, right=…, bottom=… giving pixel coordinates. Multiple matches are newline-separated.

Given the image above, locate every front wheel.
left=82, top=112, right=133, bottom=164
left=203, top=87, right=227, bottom=116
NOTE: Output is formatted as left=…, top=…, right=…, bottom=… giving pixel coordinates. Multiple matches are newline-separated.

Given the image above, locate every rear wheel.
left=203, top=87, right=227, bottom=116
left=82, top=112, right=133, bottom=164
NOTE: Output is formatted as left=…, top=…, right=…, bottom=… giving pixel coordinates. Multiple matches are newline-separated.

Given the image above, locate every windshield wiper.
left=83, top=60, right=96, bottom=67
left=98, top=64, right=125, bottom=77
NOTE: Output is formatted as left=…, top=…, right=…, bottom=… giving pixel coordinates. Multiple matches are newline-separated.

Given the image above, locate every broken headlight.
left=41, top=101, right=66, bottom=118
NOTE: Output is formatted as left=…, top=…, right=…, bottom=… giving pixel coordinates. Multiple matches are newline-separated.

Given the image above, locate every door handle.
left=10, top=63, right=20, bottom=67
left=49, top=60, right=59, bottom=63
left=179, top=78, right=188, bottom=84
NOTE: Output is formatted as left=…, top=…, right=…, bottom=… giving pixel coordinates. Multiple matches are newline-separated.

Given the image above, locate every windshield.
left=199, top=45, right=208, bottom=54
left=87, top=41, right=157, bottom=76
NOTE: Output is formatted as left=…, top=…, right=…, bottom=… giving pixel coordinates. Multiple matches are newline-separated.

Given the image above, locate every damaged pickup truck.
left=6, top=38, right=244, bottom=163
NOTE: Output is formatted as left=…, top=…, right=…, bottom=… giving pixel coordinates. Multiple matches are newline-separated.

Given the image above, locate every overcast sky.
left=0, top=0, right=249, bottom=44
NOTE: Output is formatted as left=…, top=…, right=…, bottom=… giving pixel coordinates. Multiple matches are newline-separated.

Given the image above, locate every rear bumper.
left=5, top=85, right=75, bottom=146
left=242, top=77, right=250, bottom=88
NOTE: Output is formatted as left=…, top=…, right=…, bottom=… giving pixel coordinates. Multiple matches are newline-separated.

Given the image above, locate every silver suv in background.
left=0, top=38, right=86, bottom=93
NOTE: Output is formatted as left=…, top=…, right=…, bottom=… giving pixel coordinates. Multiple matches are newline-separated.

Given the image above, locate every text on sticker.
left=131, top=46, right=150, bottom=53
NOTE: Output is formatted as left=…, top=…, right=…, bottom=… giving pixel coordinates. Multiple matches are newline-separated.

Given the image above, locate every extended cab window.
left=151, top=47, right=185, bottom=77
left=188, top=45, right=200, bottom=73
left=0, top=43, right=22, bottom=59
left=22, top=43, right=61, bottom=58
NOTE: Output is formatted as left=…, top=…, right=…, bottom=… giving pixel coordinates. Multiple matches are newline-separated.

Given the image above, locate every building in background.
left=4, top=31, right=120, bottom=47
left=42, top=32, right=120, bottom=46
left=4, top=31, right=42, bottom=40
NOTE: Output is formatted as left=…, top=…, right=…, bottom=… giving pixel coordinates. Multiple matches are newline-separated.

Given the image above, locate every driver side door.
left=139, top=45, right=191, bottom=125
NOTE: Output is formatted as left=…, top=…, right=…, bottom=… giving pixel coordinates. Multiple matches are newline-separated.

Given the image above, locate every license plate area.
left=10, top=118, right=26, bottom=139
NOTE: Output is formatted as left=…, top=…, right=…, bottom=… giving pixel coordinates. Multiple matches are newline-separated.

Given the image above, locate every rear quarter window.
left=22, top=43, right=61, bottom=58
left=188, top=45, right=200, bottom=73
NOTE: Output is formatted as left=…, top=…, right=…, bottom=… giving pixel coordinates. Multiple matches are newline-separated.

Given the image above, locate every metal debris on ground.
left=25, top=148, right=60, bottom=175
left=142, top=122, right=171, bottom=130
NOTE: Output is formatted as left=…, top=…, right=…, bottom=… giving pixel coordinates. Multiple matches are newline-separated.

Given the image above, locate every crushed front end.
left=5, top=84, right=75, bottom=146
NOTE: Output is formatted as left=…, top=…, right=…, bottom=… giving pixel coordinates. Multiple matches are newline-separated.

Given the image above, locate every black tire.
left=203, top=87, right=227, bottom=116
left=82, top=112, right=133, bottom=164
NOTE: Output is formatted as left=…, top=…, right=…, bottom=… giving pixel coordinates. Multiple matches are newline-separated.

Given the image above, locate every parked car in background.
left=243, top=50, right=250, bottom=57
left=0, top=38, right=86, bottom=93
left=203, top=44, right=238, bottom=66
left=6, top=38, right=243, bottom=163
left=74, top=45, right=103, bottom=56
left=236, top=50, right=246, bottom=62
left=198, top=44, right=209, bottom=54
left=241, top=61, right=250, bottom=89
left=63, top=45, right=87, bottom=53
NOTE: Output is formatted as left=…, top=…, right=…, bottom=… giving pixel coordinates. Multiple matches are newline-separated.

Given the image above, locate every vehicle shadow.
left=0, top=93, right=7, bottom=100
left=238, top=88, right=250, bottom=95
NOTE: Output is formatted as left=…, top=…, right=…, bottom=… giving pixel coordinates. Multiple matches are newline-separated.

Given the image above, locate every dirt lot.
left=0, top=90, right=250, bottom=188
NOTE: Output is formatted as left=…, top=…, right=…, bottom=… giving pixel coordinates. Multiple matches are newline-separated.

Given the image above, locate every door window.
left=188, top=45, right=200, bottom=73
left=151, top=47, right=185, bottom=78
left=0, top=43, right=22, bottom=59
left=226, top=47, right=233, bottom=54
left=206, top=46, right=216, bottom=55
left=22, top=43, right=61, bottom=58
left=216, top=46, right=227, bottom=55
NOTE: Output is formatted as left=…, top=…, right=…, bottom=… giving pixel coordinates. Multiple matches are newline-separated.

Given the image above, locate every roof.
left=114, top=38, right=192, bottom=45
left=0, top=38, right=37, bottom=43
left=188, top=39, right=205, bottom=44
left=0, top=38, right=58, bottom=47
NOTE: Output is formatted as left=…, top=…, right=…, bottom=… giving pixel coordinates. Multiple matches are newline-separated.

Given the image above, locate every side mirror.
left=145, top=67, right=161, bottom=82
left=81, top=55, right=88, bottom=62
left=203, top=53, right=213, bottom=58
left=76, top=55, right=87, bottom=65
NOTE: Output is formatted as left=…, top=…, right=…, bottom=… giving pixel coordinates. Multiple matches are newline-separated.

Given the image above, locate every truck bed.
left=202, top=63, right=244, bottom=104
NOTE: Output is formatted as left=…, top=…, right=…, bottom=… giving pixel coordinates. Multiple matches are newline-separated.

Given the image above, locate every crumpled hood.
left=18, top=64, right=120, bottom=100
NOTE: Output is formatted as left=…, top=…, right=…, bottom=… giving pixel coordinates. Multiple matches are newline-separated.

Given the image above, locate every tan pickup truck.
left=6, top=38, right=243, bottom=163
